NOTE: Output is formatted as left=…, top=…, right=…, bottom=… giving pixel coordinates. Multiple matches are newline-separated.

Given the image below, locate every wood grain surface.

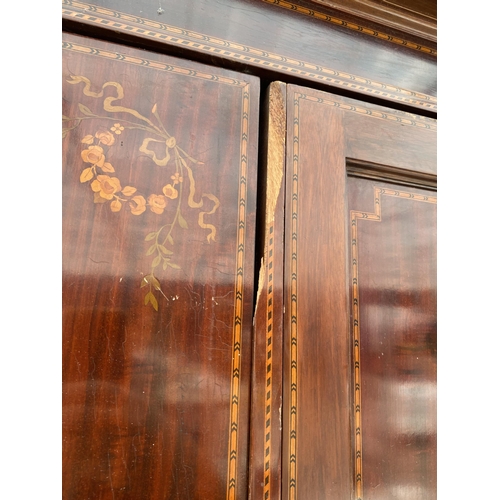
left=62, top=33, right=259, bottom=500
left=62, top=0, right=436, bottom=113
left=308, top=0, right=436, bottom=41
left=348, top=179, right=436, bottom=500
left=283, top=84, right=436, bottom=499
left=62, top=2, right=437, bottom=493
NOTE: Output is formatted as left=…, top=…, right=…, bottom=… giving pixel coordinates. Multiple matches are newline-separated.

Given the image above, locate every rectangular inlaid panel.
left=62, top=33, right=259, bottom=500
left=348, top=178, right=436, bottom=500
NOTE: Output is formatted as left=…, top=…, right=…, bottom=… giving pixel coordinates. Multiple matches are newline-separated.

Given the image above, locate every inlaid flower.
left=171, top=173, right=183, bottom=185
left=91, top=175, right=122, bottom=201
left=148, top=194, right=167, bottom=215
left=95, top=129, right=115, bottom=146
left=129, top=195, right=147, bottom=215
left=81, top=145, right=106, bottom=168
left=111, top=123, right=124, bottom=135
left=162, top=184, right=178, bottom=199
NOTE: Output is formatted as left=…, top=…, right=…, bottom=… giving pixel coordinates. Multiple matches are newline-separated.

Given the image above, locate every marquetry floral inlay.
left=63, top=76, right=220, bottom=311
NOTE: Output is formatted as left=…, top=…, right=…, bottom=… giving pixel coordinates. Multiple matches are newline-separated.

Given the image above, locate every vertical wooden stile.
left=249, top=82, right=287, bottom=500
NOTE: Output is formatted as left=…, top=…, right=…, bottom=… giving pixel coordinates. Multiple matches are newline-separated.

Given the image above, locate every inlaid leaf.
left=150, top=293, right=159, bottom=311
left=178, top=212, right=188, bottom=229
left=152, top=276, right=161, bottom=291
left=102, top=162, right=115, bottom=173
left=80, top=167, right=94, bottom=183
left=158, top=245, right=173, bottom=255
left=167, top=261, right=181, bottom=269
left=152, top=255, right=161, bottom=268
left=146, top=244, right=156, bottom=256
left=122, top=186, right=137, bottom=197
left=166, top=234, right=174, bottom=245
left=78, top=103, right=96, bottom=116
left=144, top=292, right=151, bottom=305
left=110, top=200, right=122, bottom=212
left=81, top=135, right=94, bottom=144
left=141, top=276, right=149, bottom=288
left=145, top=232, right=157, bottom=241
left=93, top=192, right=107, bottom=204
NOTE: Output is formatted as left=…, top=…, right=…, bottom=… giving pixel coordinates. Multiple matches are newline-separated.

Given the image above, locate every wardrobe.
left=62, top=1, right=437, bottom=499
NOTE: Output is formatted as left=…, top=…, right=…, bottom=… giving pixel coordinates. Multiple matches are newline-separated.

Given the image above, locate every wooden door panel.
left=343, top=110, right=436, bottom=175
left=282, top=85, right=436, bottom=499
left=348, top=177, right=436, bottom=500
left=62, top=33, right=259, bottom=500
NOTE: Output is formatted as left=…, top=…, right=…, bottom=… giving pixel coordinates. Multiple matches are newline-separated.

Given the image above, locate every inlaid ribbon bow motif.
left=63, top=75, right=220, bottom=310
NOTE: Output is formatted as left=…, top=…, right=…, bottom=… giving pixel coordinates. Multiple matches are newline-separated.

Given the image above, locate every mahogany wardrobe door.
left=62, top=33, right=259, bottom=500
left=280, top=84, right=436, bottom=500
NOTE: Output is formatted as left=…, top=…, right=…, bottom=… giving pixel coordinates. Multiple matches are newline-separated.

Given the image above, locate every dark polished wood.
left=62, top=0, right=437, bottom=495
left=62, top=0, right=436, bottom=114
left=282, top=84, right=436, bottom=499
left=62, top=33, right=259, bottom=500
left=348, top=176, right=436, bottom=500
left=309, top=0, right=436, bottom=41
